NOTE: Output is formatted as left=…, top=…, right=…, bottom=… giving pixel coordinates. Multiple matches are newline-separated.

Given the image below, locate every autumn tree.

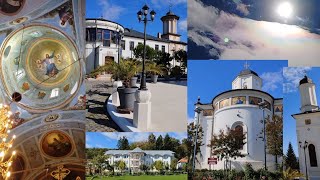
left=285, top=142, right=299, bottom=170
left=117, top=136, right=130, bottom=150
left=153, top=160, right=164, bottom=173
left=187, top=122, right=204, bottom=171
left=266, top=115, right=283, bottom=168
left=170, top=159, right=178, bottom=172
left=209, top=127, right=246, bottom=170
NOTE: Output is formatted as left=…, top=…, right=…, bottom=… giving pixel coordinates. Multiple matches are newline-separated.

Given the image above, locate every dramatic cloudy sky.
left=188, top=0, right=320, bottom=66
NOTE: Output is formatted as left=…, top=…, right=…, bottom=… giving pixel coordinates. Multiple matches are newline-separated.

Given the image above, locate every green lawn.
left=87, top=174, right=187, bottom=180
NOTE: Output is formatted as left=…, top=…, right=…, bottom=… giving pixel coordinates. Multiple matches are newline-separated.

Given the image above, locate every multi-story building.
left=85, top=10, right=187, bottom=74
left=105, top=147, right=174, bottom=172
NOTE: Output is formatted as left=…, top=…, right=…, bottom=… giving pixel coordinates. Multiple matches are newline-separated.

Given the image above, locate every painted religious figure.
left=37, top=51, right=59, bottom=77
left=219, top=98, right=230, bottom=109
left=249, top=96, right=262, bottom=105
left=232, top=96, right=246, bottom=105
left=0, top=0, right=24, bottom=15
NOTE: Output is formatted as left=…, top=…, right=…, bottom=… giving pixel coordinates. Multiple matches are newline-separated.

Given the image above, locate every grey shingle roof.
left=124, top=28, right=170, bottom=43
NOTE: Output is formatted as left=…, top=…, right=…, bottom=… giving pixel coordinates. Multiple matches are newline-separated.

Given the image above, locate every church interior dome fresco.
left=0, top=0, right=86, bottom=179
left=0, top=24, right=82, bottom=113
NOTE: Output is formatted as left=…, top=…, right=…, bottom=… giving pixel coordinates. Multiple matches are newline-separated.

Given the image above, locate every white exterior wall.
left=107, top=153, right=173, bottom=170
left=196, top=91, right=280, bottom=171
left=299, top=83, right=318, bottom=112
left=293, top=113, right=320, bottom=179
left=121, top=36, right=169, bottom=59
left=232, top=75, right=262, bottom=90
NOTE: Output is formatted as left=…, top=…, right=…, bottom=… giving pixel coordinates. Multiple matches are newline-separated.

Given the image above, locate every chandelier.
left=0, top=104, right=16, bottom=178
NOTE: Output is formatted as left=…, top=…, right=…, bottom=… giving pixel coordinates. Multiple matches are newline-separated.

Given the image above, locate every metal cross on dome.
left=244, top=61, right=250, bottom=70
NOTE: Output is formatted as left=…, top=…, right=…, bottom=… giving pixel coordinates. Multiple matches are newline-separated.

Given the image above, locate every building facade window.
left=155, top=44, right=159, bottom=51
left=162, top=45, right=165, bottom=52
left=308, top=144, right=318, bottom=167
left=86, top=28, right=96, bottom=42
left=121, top=40, right=126, bottom=50
left=130, top=41, right=134, bottom=50
left=234, top=125, right=244, bottom=150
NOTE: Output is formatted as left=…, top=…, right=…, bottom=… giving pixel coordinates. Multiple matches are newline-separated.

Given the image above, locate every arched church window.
left=50, top=88, right=59, bottom=98
left=234, top=125, right=244, bottom=150
left=308, top=144, right=318, bottom=167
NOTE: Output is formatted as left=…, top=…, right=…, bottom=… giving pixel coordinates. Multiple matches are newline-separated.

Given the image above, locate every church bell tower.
left=160, top=7, right=181, bottom=41
left=299, top=75, right=319, bottom=113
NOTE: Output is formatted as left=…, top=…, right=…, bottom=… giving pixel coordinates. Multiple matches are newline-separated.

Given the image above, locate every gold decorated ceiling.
left=0, top=24, right=82, bottom=113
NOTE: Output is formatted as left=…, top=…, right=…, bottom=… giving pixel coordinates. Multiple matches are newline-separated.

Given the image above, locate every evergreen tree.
left=148, top=133, right=156, bottom=149
left=285, top=142, right=299, bottom=170
left=156, top=135, right=164, bottom=150
left=117, top=136, right=130, bottom=150
left=163, top=133, right=172, bottom=150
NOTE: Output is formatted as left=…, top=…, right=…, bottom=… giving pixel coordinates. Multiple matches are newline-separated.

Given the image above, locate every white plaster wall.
left=232, top=75, right=262, bottom=90
left=294, top=113, right=320, bottom=179
left=196, top=90, right=279, bottom=171
left=122, top=36, right=169, bottom=59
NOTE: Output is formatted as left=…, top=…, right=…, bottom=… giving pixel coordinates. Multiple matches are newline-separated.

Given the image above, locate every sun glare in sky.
left=277, top=2, right=293, bottom=18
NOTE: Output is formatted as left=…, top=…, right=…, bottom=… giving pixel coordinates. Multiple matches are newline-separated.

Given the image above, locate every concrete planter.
left=151, top=74, right=158, bottom=83
left=117, top=86, right=138, bottom=110
left=130, top=77, right=138, bottom=87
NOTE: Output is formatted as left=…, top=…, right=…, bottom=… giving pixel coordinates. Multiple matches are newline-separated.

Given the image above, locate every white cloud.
left=178, top=18, right=187, bottom=32
left=188, top=0, right=320, bottom=66
left=86, top=143, right=92, bottom=148
left=98, top=0, right=125, bottom=20
left=261, top=70, right=283, bottom=92
left=236, top=3, right=250, bottom=16
left=283, top=67, right=312, bottom=93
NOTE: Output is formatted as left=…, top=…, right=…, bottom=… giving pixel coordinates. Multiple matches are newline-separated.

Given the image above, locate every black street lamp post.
left=259, top=101, right=268, bottom=171
left=299, top=141, right=309, bottom=180
left=137, top=5, right=156, bottom=90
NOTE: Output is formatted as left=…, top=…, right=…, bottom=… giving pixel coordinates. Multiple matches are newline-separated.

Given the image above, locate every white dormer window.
left=50, top=88, right=59, bottom=98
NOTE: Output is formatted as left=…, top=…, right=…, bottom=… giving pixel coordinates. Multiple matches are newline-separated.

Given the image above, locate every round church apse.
left=0, top=24, right=82, bottom=112
left=41, top=130, right=73, bottom=158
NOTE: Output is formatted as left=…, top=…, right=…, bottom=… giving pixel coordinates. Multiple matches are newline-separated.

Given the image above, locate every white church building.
left=194, top=67, right=283, bottom=171
left=85, top=10, right=187, bottom=74
left=292, top=75, right=320, bottom=179
left=105, top=147, right=174, bottom=172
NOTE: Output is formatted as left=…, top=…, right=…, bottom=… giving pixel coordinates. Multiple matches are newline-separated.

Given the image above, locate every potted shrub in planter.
left=146, top=62, right=164, bottom=83
left=171, top=66, right=183, bottom=81
left=107, top=60, right=139, bottom=111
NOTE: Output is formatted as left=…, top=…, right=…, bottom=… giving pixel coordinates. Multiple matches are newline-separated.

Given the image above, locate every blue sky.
left=86, top=132, right=187, bottom=149
left=283, top=67, right=316, bottom=157
left=86, top=0, right=187, bottom=42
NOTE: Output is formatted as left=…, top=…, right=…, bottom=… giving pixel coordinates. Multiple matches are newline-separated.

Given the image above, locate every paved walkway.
left=86, top=79, right=122, bottom=132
